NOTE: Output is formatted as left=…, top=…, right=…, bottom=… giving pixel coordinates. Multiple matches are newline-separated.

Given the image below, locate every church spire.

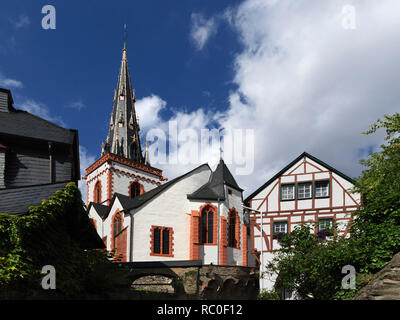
left=103, top=25, right=145, bottom=164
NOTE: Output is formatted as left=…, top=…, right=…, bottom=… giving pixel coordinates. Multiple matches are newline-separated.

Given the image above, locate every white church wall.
left=130, top=165, right=212, bottom=262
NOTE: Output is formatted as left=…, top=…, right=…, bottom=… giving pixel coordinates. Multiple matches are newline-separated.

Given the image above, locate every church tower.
left=84, top=27, right=166, bottom=206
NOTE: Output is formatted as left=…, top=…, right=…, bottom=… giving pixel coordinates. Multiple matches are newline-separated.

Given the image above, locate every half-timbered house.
left=244, top=152, right=361, bottom=295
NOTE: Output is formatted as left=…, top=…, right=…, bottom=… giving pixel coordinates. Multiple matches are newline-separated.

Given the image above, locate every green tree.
left=265, top=113, right=400, bottom=299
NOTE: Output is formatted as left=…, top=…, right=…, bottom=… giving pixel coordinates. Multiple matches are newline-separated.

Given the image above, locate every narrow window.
left=200, top=206, right=215, bottom=244
left=94, top=181, right=101, bottom=203
left=113, top=213, right=122, bottom=248
left=162, top=229, right=170, bottom=254
left=228, top=211, right=237, bottom=247
left=153, top=228, right=161, bottom=254
left=130, top=181, right=141, bottom=199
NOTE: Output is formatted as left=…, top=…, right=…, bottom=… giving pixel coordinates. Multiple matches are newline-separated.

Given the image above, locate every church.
left=85, top=38, right=250, bottom=267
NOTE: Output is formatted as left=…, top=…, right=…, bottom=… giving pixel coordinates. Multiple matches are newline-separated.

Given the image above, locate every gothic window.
left=151, top=226, right=173, bottom=256
left=228, top=210, right=238, bottom=248
left=200, top=205, right=215, bottom=244
left=129, top=181, right=142, bottom=199
left=94, top=181, right=102, bottom=203
left=113, top=212, right=122, bottom=248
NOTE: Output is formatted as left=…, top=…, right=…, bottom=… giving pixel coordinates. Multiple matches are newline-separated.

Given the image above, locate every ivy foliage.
left=266, top=113, right=400, bottom=299
left=0, top=182, right=130, bottom=299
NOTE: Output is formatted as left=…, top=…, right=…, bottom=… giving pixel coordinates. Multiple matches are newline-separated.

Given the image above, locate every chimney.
left=0, top=88, right=13, bottom=112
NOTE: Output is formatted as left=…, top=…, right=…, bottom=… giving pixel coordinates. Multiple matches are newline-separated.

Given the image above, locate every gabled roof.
left=89, top=163, right=211, bottom=219
left=0, top=181, right=70, bottom=215
left=244, top=152, right=355, bottom=203
left=0, top=108, right=76, bottom=145
left=87, top=202, right=109, bottom=219
left=187, top=159, right=243, bottom=201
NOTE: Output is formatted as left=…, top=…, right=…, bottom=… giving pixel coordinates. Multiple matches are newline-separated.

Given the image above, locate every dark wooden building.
left=0, top=88, right=80, bottom=215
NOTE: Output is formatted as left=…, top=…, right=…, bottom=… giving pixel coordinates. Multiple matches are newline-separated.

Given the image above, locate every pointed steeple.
left=103, top=25, right=145, bottom=164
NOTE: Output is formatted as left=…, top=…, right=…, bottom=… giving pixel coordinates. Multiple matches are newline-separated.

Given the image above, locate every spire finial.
left=219, top=146, right=224, bottom=161
left=123, top=24, right=127, bottom=50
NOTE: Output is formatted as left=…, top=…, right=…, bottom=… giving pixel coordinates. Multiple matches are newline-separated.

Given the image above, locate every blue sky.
left=1, top=1, right=400, bottom=200
left=0, top=0, right=241, bottom=150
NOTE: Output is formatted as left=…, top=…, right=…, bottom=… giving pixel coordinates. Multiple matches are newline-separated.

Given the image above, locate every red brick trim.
left=198, top=202, right=218, bottom=246
left=107, top=168, right=113, bottom=206
left=190, top=210, right=200, bottom=260
left=111, top=209, right=127, bottom=262
left=111, top=167, right=162, bottom=186
left=219, top=216, right=227, bottom=265
left=242, top=224, right=248, bottom=266
left=85, top=152, right=164, bottom=179
left=227, top=207, right=240, bottom=249
left=150, top=225, right=174, bottom=257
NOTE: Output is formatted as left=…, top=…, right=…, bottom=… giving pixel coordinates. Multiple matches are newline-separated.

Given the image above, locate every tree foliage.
left=0, top=183, right=131, bottom=299
left=266, top=113, right=400, bottom=299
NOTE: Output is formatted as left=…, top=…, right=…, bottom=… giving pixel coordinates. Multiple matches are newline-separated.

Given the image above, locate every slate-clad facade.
left=0, top=88, right=80, bottom=215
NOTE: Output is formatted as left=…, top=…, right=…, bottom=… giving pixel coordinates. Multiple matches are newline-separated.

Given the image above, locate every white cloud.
left=148, top=1, right=400, bottom=198
left=135, top=94, right=166, bottom=131
left=12, top=15, right=31, bottom=29
left=67, top=99, right=86, bottom=110
left=78, top=146, right=96, bottom=204
left=0, top=73, right=23, bottom=88
left=219, top=0, right=400, bottom=196
left=16, top=99, right=66, bottom=127
left=190, top=13, right=218, bottom=51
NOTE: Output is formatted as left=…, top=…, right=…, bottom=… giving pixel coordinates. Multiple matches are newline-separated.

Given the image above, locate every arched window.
left=113, top=212, right=122, bottom=248
left=129, top=181, right=142, bottom=199
left=228, top=210, right=238, bottom=248
left=94, top=181, right=102, bottom=203
left=200, top=205, right=215, bottom=244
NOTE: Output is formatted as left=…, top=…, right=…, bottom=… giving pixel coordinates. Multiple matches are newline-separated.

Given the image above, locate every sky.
left=1, top=0, right=400, bottom=202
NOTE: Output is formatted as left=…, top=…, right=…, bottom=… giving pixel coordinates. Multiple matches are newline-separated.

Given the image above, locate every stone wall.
left=355, top=252, right=400, bottom=300
left=128, top=264, right=259, bottom=300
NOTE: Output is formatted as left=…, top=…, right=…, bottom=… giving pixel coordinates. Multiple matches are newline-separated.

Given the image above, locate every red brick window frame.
left=111, top=210, right=124, bottom=249
left=150, top=226, right=174, bottom=257
left=199, top=203, right=218, bottom=246
left=129, top=180, right=144, bottom=199
left=227, top=207, right=240, bottom=249
left=93, top=180, right=102, bottom=203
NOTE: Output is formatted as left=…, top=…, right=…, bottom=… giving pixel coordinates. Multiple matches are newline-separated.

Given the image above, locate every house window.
left=273, top=221, right=288, bottom=234
left=94, top=181, right=102, bottom=203
left=315, top=180, right=330, bottom=198
left=281, top=184, right=295, bottom=201
left=151, top=226, right=173, bottom=256
left=318, top=218, right=334, bottom=232
left=200, top=205, right=215, bottom=244
left=228, top=210, right=239, bottom=248
left=129, top=181, right=141, bottom=199
left=297, top=182, right=312, bottom=199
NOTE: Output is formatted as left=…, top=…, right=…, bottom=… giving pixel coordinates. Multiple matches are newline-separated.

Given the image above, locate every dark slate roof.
left=0, top=109, right=75, bottom=145
left=90, top=163, right=212, bottom=219
left=0, top=181, right=70, bottom=216
left=88, top=202, right=110, bottom=219
left=187, top=159, right=243, bottom=201
left=244, top=151, right=356, bottom=203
